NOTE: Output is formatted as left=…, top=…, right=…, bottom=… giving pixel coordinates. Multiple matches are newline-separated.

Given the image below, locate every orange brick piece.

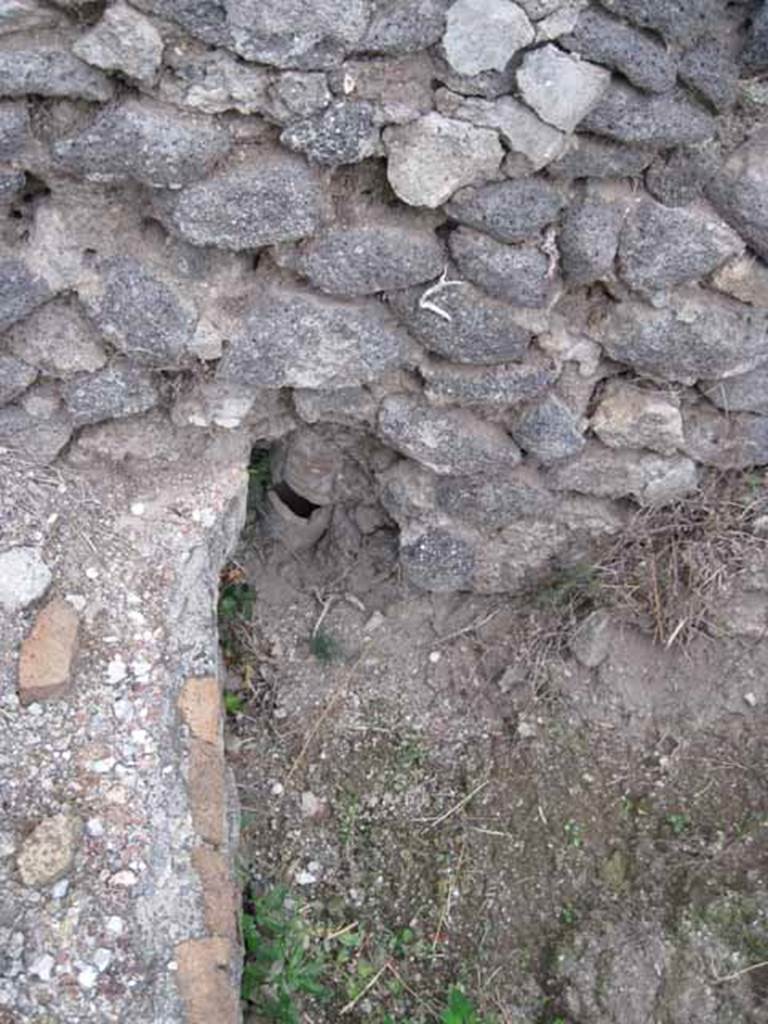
left=18, top=597, right=79, bottom=704
left=188, top=740, right=226, bottom=847
left=177, top=676, right=221, bottom=747
left=192, top=847, right=239, bottom=942
left=175, top=937, right=239, bottom=1024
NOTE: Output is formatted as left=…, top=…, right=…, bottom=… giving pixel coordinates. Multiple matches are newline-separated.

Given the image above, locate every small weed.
left=247, top=448, right=272, bottom=514
left=440, top=987, right=491, bottom=1024
left=563, top=819, right=583, bottom=849
left=666, top=812, right=690, bottom=837
left=223, top=692, right=245, bottom=715
left=310, top=628, right=341, bottom=663
left=559, top=904, right=576, bottom=926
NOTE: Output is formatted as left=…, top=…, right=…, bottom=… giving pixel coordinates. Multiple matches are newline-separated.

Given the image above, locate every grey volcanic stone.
left=436, top=467, right=556, bottom=525
left=645, top=141, right=720, bottom=207
left=0, top=354, right=36, bottom=405
left=383, top=113, right=503, bottom=208
left=706, top=132, right=768, bottom=263
left=682, top=403, right=768, bottom=470
left=388, top=278, right=533, bottom=364
left=280, top=100, right=378, bottom=166
left=548, top=136, right=653, bottom=179
left=82, top=258, right=195, bottom=367
left=550, top=440, right=698, bottom=504
left=0, top=258, right=51, bottom=331
left=510, top=394, right=585, bottom=462
left=62, top=361, right=159, bottom=427
left=742, top=1, right=768, bottom=71
left=449, top=227, right=554, bottom=307
left=446, top=178, right=565, bottom=243
left=269, top=71, right=331, bottom=120
left=591, top=382, right=684, bottom=455
left=579, top=82, right=716, bottom=147
left=0, top=0, right=61, bottom=35
left=699, top=367, right=768, bottom=416
left=422, top=357, right=557, bottom=406
left=72, top=1, right=163, bottom=83
left=0, top=43, right=113, bottom=101
left=562, top=7, right=676, bottom=94
left=0, top=402, right=72, bottom=464
left=363, top=0, right=450, bottom=54
left=218, top=287, right=407, bottom=388
left=281, top=223, right=444, bottom=297
left=152, top=152, right=323, bottom=250
left=5, top=299, right=107, bottom=376
left=680, top=41, right=738, bottom=112
left=618, top=200, right=743, bottom=294
left=0, top=169, right=23, bottom=202
left=158, top=47, right=271, bottom=116
left=595, top=295, right=768, bottom=384
left=517, top=44, right=610, bottom=131
left=0, top=101, right=29, bottom=161
left=442, top=0, right=534, bottom=76
left=52, top=101, right=231, bottom=189
left=378, top=394, right=521, bottom=474
left=597, top=0, right=717, bottom=46
left=559, top=198, right=621, bottom=284
left=400, top=522, right=477, bottom=591
left=328, top=57, right=432, bottom=125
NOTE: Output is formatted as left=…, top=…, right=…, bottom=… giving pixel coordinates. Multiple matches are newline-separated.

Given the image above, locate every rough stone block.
left=0, top=403, right=72, bottom=464
left=446, top=178, right=565, bottom=243
left=558, top=197, right=621, bottom=284
left=383, top=113, right=503, bottom=208
left=5, top=298, right=107, bottom=376
left=598, top=0, right=717, bottom=46
left=742, top=1, right=768, bottom=71
left=72, top=1, right=163, bottom=83
left=280, top=100, right=378, bottom=166
left=548, top=135, right=653, bottom=180
left=591, top=382, right=684, bottom=455
left=0, top=546, right=51, bottom=612
left=0, top=354, right=36, bottom=405
left=268, top=70, right=332, bottom=120
left=682, top=404, right=768, bottom=470
left=449, top=226, right=555, bottom=307
left=16, top=812, right=81, bottom=886
left=517, top=43, right=610, bottom=131
left=569, top=608, right=613, bottom=668
left=152, top=151, right=323, bottom=250
left=0, top=41, right=113, bottom=101
left=61, top=361, right=160, bottom=427
left=645, top=141, right=720, bottom=207
left=328, top=56, right=432, bottom=125
left=422, top=357, right=557, bottom=406
left=400, top=521, right=478, bottom=591
left=0, top=100, right=29, bottom=161
left=18, top=597, right=80, bottom=704
left=363, top=0, right=450, bottom=55
left=436, top=466, right=556, bottom=525
left=0, top=0, right=61, bottom=34
left=699, top=366, right=768, bottom=416
left=175, top=938, right=238, bottom=1024
left=579, top=81, right=716, bottom=147
left=0, top=257, right=51, bottom=331
left=679, top=40, right=738, bottom=112
left=442, top=0, right=534, bottom=76
left=510, top=394, right=585, bottom=463
left=550, top=441, right=698, bottom=504
left=706, top=131, right=768, bottom=263
left=710, top=255, right=768, bottom=309
left=158, top=47, right=271, bottom=116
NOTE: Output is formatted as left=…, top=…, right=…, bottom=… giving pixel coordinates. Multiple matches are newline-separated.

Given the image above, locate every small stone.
left=280, top=100, right=378, bottom=166
left=517, top=719, right=537, bottom=739
left=0, top=257, right=51, bottom=332
left=0, top=43, right=113, bottom=101
left=744, top=692, right=758, bottom=708
left=93, top=948, right=112, bottom=972
left=509, top=394, right=585, bottom=463
left=579, top=81, right=716, bottom=147
left=5, top=299, right=107, bottom=377
left=682, top=404, right=768, bottom=471
left=449, top=227, right=554, bottom=307
left=548, top=135, right=654, bottom=180
left=591, top=383, right=684, bottom=456
left=550, top=442, right=698, bottom=504
left=0, top=547, right=51, bottom=612
left=378, top=394, right=521, bottom=475
left=383, top=113, right=503, bottom=209
left=679, top=40, right=738, bottom=112
left=706, top=131, right=768, bottom=263
left=16, top=812, right=81, bottom=887
left=72, top=1, right=163, bottom=83
left=699, top=366, right=768, bottom=416
left=109, top=869, right=138, bottom=887
left=106, top=916, right=124, bottom=935
left=618, top=199, right=743, bottom=294
left=558, top=198, right=621, bottom=285
left=363, top=0, right=449, bottom=55
left=301, top=792, right=325, bottom=819
left=400, top=521, right=478, bottom=591
left=18, top=598, right=80, bottom=705
left=77, top=966, right=98, bottom=991
left=53, top=100, right=230, bottom=189
left=328, top=55, right=432, bottom=125
left=569, top=609, right=613, bottom=668
left=152, top=150, right=323, bottom=250
left=268, top=70, right=331, bottom=120
left=710, top=255, right=768, bottom=308
left=517, top=44, right=610, bottom=132
left=61, top=361, right=159, bottom=428
left=428, top=650, right=441, bottom=663
left=130, top=502, right=146, bottom=517
left=159, top=48, right=271, bottom=115
left=28, top=953, right=55, bottom=982
left=446, top=178, right=565, bottom=243
left=562, top=6, right=676, bottom=93
left=50, top=878, right=69, bottom=899
left=442, top=0, right=534, bottom=77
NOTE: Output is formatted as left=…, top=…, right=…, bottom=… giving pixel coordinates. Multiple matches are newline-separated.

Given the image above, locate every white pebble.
left=85, top=567, right=99, bottom=580
left=29, top=954, right=55, bottom=982
left=77, top=965, right=98, bottom=990
left=109, top=870, right=137, bottom=888
left=86, top=818, right=104, bottom=838
left=130, top=502, right=145, bottom=516
left=270, top=781, right=284, bottom=797
left=106, top=656, right=127, bottom=684
left=428, top=651, right=441, bottom=663
left=50, top=878, right=69, bottom=899
left=93, top=948, right=112, bottom=972
left=65, top=594, right=87, bottom=612
left=106, top=916, right=124, bottom=936
left=744, top=691, right=758, bottom=707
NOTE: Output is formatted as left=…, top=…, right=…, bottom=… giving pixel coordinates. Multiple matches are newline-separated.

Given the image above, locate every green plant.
left=310, top=628, right=341, bottom=663
left=218, top=581, right=254, bottom=622
left=440, top=987, right=490, bottom=1024
left=563, top=819, right=583, bottom=849
left=666, top=812, right=690, bottom=837
left=241, top=886, right=328, bottom=1022
left=223, top=692, right=245, bottom=715
left=247, top=449, right=272, bottom=512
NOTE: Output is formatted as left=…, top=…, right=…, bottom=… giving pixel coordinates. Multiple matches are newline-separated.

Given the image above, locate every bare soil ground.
left=223, top=464, right=768, bottom=1024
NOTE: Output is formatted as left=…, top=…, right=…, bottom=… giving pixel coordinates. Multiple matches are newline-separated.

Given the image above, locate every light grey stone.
left=594, top=294, right=768, bottom=385
left=363, top=0, right=450, bottom=54
left=0, top=42, right=113, bottom=101
left=268, top=71, right=331, bottom=120
left=279, top=222, right=444, bottom=297
left=558, top=198, right=621, bottom=284
left=598, top=0, right=718, bottom=46
left=328, top=56, right=432, bottom=125
left=0, top=401, right=72, bottom=464
left=449, top=226, right=555, bottom=307
left=378, top=393, right=521, bottom=474
left=0, top=0, right=61, bottom=35
left=591, top=382, right=684, bottom=455
left=579, top=81, right=716, bottom=147
left=0, top=101, right=29, bottom=162
left=0, top=258, right=51, bottom=332
left=446, top=178, right=565, bottom=243
left=422, top=357, right=557, bottom=406
left=81, top=258, right=195, bottom=367
left=436, top=466, right=556, bottom=525
left=617, top=199, right=744, bottom=294
left=0, top=546, right=51, bottom=612
left=400, top=521, right=477, bottom=591
left=61, top=360, right=159, bottom=427
left=442, top=0, right=534, bottom=76
left=682, top=403, right=768, bottom=470
left=294, top=386, right=377, bottom=427
left=217, top=286, right=408, bottom=389
left=535, top=2, right=588, bottom=42
left=548, top=135, right=653, bottom=179
left=383, top=113, right=503, bottom=208
left=5, top=299, right=107, bottom=376
left=710, top=255, right=768, bottom=308
left=510, top=394, right=585, bottom=462
left=569, top=608, right=613, bottom=667
left=517, top=0, right=567, bottom=16
left=158, top=47, right=271, bottom=115
left=435, top=88, right=567, bottom=172
left=52, top=100, right=231, bottom=189
left=699, top=366, right=768, bottom=416
left=0, top=354, right=36, bottom=405
left=72, top=1, right=163, bottom=83
left=517, top=44, right=610, bottom=132
left=706, top=130, right=768, bottom=263
left=0, top=169, right=23, bottom=202
left=388, top=276, right=533, bottom=364
left=550, top=441, right=698, bottom=504
left=679, top=40, right=738, bottom=112
left=742, top=0, right=768, bottom=71
left=562, top=6, right=676, bottom=93
left=151, top=151, right=323, bottom=250
left=280, top=100, right=378, bottom=166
